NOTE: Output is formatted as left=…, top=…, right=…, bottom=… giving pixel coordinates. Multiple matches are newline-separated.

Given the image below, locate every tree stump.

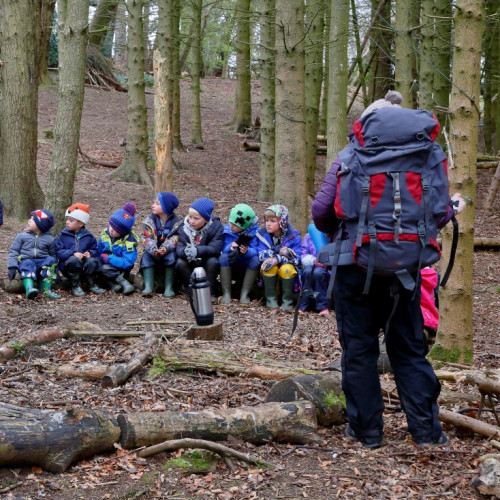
left=265, top=373, right=347, bottom=426
left=185, top=322, right=223, bottom=340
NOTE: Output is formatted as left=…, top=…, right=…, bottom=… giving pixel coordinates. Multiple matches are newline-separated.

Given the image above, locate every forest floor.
left=0, top=77, right=499, bottom=499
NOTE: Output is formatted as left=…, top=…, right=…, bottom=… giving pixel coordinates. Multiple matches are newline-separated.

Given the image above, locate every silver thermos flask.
left=189, top=267, right=214, bottom=326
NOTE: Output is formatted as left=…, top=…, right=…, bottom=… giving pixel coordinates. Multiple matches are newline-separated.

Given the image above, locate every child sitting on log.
left=98, top=203, right=138, bottom=295
left=7, top=209, right=60, bottom=300
left=175, top=197, right=224, bottom=303
left=140, top=192, right=182, bottom=297
left=256, top=204, right=302, bottom=311
left=55, top=203, right=105, bottom=296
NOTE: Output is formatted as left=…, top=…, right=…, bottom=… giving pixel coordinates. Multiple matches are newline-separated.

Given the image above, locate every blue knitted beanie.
left=109, top=202, right=136, bottom=236
left=190, top=197, right=214, bottom=221
left=157, top=192, right=179, bottom=215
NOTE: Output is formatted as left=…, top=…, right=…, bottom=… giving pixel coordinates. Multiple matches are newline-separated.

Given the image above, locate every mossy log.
left=118, top=401, right=321, bottom=448
left=157, top=345, right=320, bottom=380
left=0, top=403, right=120, bottom=472
left=265, top=373, right=346, bottom=426
left=0, top=328, right=68, bottom=361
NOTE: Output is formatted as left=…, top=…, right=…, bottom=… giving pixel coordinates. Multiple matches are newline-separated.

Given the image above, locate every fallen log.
left=0, top=328, right=68, bottom=361
left=439, top=408, right=500, bottom=439
left=58, top=362, right=109, bottom=380
left=265, top=373, right=346, bottom=426
left=102, top=350, right=153, bottom=388
left=0, top=403, right=120, bottom=472
left=157, top=345, right=320, bottom=380
left=118, top=401, right=321, bottom=448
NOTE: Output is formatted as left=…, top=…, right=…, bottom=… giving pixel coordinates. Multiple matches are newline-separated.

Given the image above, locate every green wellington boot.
left=280, top=277, right=296, bottom=311
left=239, top=268, right=258, bottom=305
left=115, top=273, right=135, bottom=295
left=22, top=278, right=39, bottom=300
left=142, top=266, right=155, bottom=296
left=163, top=267, right=176, bottom=298
left=220, top=266, right=232, bottom=304
left=40, top=279, right=60, bottom=300
left=262, top=275, right=279, bottom=309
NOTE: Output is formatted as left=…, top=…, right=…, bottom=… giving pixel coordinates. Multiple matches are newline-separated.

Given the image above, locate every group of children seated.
left=5, top=193, right=330, bottom=314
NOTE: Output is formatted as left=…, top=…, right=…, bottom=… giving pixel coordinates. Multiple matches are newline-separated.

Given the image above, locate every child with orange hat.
left=55, top=202, right=105, bottom=296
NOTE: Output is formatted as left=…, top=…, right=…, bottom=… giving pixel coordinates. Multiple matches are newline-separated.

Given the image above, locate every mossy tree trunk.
left=189, top=0, right=203, bottom=145
left=431, top=0, right=483, bottom=365
left=274, top=0, right=308, bottom=234
left=88, top=0, right=119, bottom=50
left=256, top=0, right=276, bottom=202
left=326, top=0, right=349, bottom=170
left=433, top=0, right=452, bottom=148
left=318, top=1, right=330, bottom=138
left=305, top=0, right=326, bottom=194
left=111, top=0, right=152, bottom=187
left=171, top=0, right=185, bottom=152
left=45, top=0, right=90, bottom=233
left=0, top=0, right=44, bottom=219
left=232, top=0, right=252, bottom=133
left=37, top=0, right=57, bottom=85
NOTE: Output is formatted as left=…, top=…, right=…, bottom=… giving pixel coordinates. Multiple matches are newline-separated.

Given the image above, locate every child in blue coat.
left=7, top=209, right=60, bottom=299
left=219, top=203, right=260, bottom=305
left=98, top=203, right=138, bottom=295
left=140, top=192, right=181, bottom=297
left=256, top=204, right=301, bottom=310
left=55, top=203, right=105, bottom=296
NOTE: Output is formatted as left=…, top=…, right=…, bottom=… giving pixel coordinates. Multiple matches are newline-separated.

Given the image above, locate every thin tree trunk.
left=256, top=0, right=276, bottom=202
left=110, top=0, right=152, bottom=187
left=274, top=0, right=308, bottom=234
left=45, top=0, right=90, bottom=232
left=417, top=0, right=434, bottom=111
left=232, top=0, right=252, bottom=133
left=113, top=1, right=128, bottom=71
left=350, top=0, right=367, bottom=107
left=38, top=0, right=57, bottom=85
left=394, top=0, right=414, bottom=105
left=318, top=1, right=330, bottom=137
left=171, top=0, right=185, bottom=152
left=154, top=50, right=174, bottom=192
left=0, top=0, right=44, bottom=218
left=190, top=0, right=203, bottom=145
left=432, top=0, right=483, bottom=365
left=326, top=0, right=349, bottom=170
left=305, top=0, right=326, bottom=194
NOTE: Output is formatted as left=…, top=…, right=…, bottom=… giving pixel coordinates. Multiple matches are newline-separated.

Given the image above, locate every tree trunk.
left=153, top=50, right=174, bottom=192
left=45, top=0, right=90, bottom=233
left=37, top=0, right=57, bottom=85
left=101, top=350, right=153, bottom=388
left=0, top=403, right=120, bottom=473
left=326, top=0, right=349, bottom=170
left=486, top=162, right=500, bottom=211
left=58, top=363, right=109, bottom=380
left=432, top=0, right=483, bottom=365
left=256, top=0, right=276, bottom=202
left=171, top=0, right=185, bottom=152
left=274, top=0, right=308, bottom=234
left=119, top=401, right=321, bottom=448
left=417, top=0, right=434, bottom=111
left=350, top=0, right=367, bottom=108
left=305, top=0, right=326, bottom=194
left=0, top=0, right=44, bottom=219
left=318, top=1, right=330, bottom=137
left=88, top=0, right=119, bottom=49
left=232, top=0, right=252, bottom=133
left=113, top=1, right=128, bottom=71
left=110, top=0, right=152, bottom=187
left=189, top=0, right=203, bottom=145
left=433, top=0, right=452, bottom=148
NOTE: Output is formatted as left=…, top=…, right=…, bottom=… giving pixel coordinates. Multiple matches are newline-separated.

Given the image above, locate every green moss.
left=43, top=129, right=54, bottom=139
left=255, top=353, right=270, bottom=361
left=428, top=345, right=473, bottom=365
left=149, top=358, right=167, bottom=377
left=322, top=391, right=346, bottom=410
left=164, top=450, right=218, bottom=474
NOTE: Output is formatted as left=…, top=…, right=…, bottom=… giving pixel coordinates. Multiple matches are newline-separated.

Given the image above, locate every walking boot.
left=262, top=275, right=279, bottom=309
left=69, top=275, right=85, bottom=297
left=107, top=279, right=122, bottom=292
left=220, top=266, right=232, bottom=304
left=115, top=273, right=134, bottom=295
left=40, top=279, right=60, bottom=300
left=22, top=278, right=38, bottom=300
left=280, top=277, right=296, bottom=311
left=240, top=268, right=258, bottom=305
left=163, top=267, right=176, bottom=298
left=87, top=274, right=106, bottom=294
left=142, top=266, right=155, bottom=296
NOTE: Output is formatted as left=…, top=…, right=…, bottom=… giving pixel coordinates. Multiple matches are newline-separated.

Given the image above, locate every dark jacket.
left=8, top=230, right=55, bottom=269
left=176, top=216, right=224, bottom=260
left=0, top=200, right=3, bottom=226
left=55, top=228, right=100, bottom=273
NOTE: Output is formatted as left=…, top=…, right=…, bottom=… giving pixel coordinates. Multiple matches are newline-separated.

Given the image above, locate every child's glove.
left=451, top=193, right=467, bottom=214
left=228, top=248, right=239, bottom=265
left=261, top=257, right=278, bottom=272
left=101, top=254, right=109, bottom=264
left=279, top=247, right=296, bottom=261
left=184, top=244, right=198, bottom=262
left=8, top=267, right=17, bottom=280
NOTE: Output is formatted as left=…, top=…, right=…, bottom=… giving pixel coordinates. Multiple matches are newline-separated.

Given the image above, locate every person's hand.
left=230, top=242, right=239, bottom=251
left=184, top=244, right=198, bottom=262
left=239, top=244, right=248, bottom=255
left=8, top=267, right=17, bottom=280
left=157, top=247, right=167, bottom=256
left=74, top=252, right=84, bottom=260
left=261, top=257, right=278, bottom=272
left=228, top=249, right=239, bottom=265
left=83, top=251, right=91, bottom=259
left=451, top=193, right=467, bottom=214
left=101, top=254, right=109, bottom=264
left=279, top=247, right=296, bottom=260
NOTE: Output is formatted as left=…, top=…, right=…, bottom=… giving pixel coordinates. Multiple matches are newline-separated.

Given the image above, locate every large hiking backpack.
left=321, top=107, right=454, bottom=295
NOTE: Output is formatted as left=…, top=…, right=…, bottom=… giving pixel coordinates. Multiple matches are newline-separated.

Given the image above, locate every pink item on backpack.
left=420, top=268, right=439, bottom=331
